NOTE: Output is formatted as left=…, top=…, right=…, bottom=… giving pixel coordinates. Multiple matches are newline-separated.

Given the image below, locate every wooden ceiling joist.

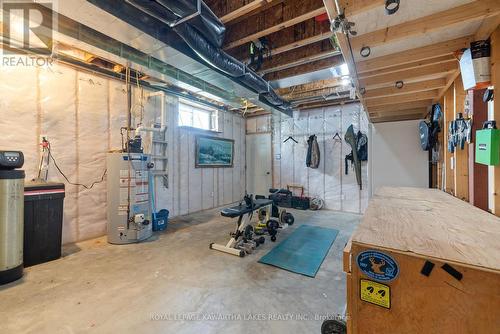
left=231, top=20, right=332, bottom=61
left=264, top=54, right=344, bottom=81
left=340, top=0, right=385, bottom=17
left=223, top=0, right=326, bottom=50
left=286, top=86, right=349, bottom=100
left=350, top=0, right=500, bottom=51
left=363, top=78, right=447, bottom=100
left=366, top=90, right=439, bottom=108
left=371, top=107, right=429, bottom=118
left=297, top=97, right=358, bottom=110
left=356, top=36, right=472, bottom=74
left=371, top=112, right=426, bottom=123
left=277, top=77, right=344, bottom=95
left=475, top=14, right=500, bottom=40
left=359, top=55, right=456, bottom=79
left=359, top=60, right=458, bottom=88
left=259, top=48, right=341, bottom=75
left=368, top=100, right=433, bottom=114
left=220, top=0, right=277, bottom=24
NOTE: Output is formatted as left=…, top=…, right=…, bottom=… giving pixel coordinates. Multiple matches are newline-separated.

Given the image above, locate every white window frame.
left=178, top=99, right=219, bottom=132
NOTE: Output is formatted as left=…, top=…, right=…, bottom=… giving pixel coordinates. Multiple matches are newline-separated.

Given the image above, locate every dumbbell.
left=266, top=219, right=280, bottom=242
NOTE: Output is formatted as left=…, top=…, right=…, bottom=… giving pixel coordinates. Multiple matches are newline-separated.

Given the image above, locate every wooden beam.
left=350, top=0, right=500, bottom=51
left=371, top=108, right=428, bottom=118
left=436, top=69, right=461, bottom=102
left=357, top=36, right=473, bottom=74
left=220, top=0, right=275, bottom=24
left=359, top=55, right=456, bottom=79
left=277, top=77, right=344, bottom=94
left=359, top=60, right=458, bottom=88
left=264, top=54, right=344, bottom=81
left=232, top=20, right=332, bottom=61
left=224, top=1, right=326, bottom=50
left=287, top=86, right=349, bottom=100
left=364, top=78, right=446, bottom=100
left=475, top=14, right=500, bottom=40
left=368, top=100, right=432, bottom=114
left=297, top=98, right=359, bottom=110
left=453, top=75, right=469, bottom=201
left=341, top=0, right=385, bottom=17
left=443, top=85, right=455, bottom=194
left=259, top=43, right=340, bottom=74
left=491, top=25, right=500, bottom=216
left=366, top=90, right=439, bottom=108
left=371, top=113, right=426, bottom=123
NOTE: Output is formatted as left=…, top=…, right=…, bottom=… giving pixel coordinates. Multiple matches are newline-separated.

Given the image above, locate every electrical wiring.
left=47, top=143, right=107, bottom=190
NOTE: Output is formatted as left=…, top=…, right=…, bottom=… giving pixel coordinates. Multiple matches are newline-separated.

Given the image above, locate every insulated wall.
left=0, top=61, right=245, bottom=244
left=247, top=104, right=369, bottom=214
left=368, top=120, right=429, bottom=198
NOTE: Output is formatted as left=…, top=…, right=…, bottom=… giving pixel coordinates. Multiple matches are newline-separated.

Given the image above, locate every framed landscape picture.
left=195, top=135, right=234, bottom=168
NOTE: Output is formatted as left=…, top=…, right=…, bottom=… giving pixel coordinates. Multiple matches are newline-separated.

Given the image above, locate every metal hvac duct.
left=104, top=0, right=292, bottom=115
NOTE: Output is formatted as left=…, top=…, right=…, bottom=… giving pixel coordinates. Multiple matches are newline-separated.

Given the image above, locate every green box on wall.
left=475, top=121, right=500, bottom=166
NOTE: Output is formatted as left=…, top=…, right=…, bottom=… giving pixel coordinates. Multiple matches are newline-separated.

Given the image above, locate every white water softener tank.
left=0, top=151, right=25, bottom=285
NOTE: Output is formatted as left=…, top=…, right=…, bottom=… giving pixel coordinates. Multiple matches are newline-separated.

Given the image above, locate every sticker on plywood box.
left=357, top=250, right=399, bottom=282
left=360, top=279, right=390, bottom=309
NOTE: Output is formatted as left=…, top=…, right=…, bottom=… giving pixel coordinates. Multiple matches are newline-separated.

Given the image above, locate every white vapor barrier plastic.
left=1, top=61, right=246, bottom=244
left=267, top=103, right=369, bottom=214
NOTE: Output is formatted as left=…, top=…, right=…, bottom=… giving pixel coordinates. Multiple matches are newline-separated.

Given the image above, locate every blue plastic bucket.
left=153, top=209, right=169, bottom=232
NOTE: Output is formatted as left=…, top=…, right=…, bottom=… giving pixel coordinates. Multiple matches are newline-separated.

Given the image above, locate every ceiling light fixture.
left=360, top=46, right=371, bottom=58
left=385, top=0, right=400, bottom=15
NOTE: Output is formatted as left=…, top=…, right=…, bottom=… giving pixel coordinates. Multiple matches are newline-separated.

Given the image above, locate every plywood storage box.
left=343, top=187, right=500, bottom=334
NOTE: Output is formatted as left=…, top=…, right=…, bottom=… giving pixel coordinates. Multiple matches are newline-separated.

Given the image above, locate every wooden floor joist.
left=370, top=107, right=428, bottom=118
left=359, top=60, right=458, bottom=88
left=277, top=77, right=344, bottom=95
left=368, top=100, right=433, bottom=114
left=363, top=78, right=447, bottom=100
left=359, top=55, right=456, bottom=79
left=259, top=49, right=341, bottom=75
left=264, top=54, right=344, bottom=81
left=350, top=0, right=500, bottom=51
left=356, top=36, right=473, bottom=74
left=219, top=0, right=278, bottom=24
left=366, top=90, right=439, bottom=108
left=223, top=0, right=326, bottom=50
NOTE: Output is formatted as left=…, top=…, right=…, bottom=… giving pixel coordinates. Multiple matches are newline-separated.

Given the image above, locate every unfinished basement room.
left=1, top=0, right=499, bottom=333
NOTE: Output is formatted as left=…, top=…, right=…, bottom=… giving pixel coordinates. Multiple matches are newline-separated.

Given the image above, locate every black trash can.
left=24, top=182, right=65, bottom=267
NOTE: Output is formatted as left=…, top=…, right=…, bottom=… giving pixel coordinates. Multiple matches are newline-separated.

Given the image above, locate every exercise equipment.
left=0, top=151, right=25, bottom=285
left=321, top=319, right=347, bottom=334
left=210, top=195, right=272, bottom=257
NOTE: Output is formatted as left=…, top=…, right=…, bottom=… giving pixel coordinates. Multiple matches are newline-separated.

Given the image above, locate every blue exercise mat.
left=258, top=225, right=339, bottom=277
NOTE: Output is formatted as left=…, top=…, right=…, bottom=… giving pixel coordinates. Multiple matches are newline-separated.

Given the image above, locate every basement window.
left=178, top=99, right=219, bottom=132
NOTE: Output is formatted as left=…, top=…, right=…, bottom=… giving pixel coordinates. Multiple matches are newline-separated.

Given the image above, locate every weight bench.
left=210, top=198, right=273, bottom=257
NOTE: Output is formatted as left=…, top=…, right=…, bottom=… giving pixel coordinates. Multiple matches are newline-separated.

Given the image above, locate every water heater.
left=106, top=153, right=153, bottom=244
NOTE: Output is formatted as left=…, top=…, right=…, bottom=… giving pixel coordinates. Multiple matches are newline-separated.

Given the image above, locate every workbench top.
left=352, top=187, right=500, bottom=272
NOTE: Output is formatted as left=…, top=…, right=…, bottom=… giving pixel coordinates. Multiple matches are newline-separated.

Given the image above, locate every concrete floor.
left=0, top=208, right=360, bottom=334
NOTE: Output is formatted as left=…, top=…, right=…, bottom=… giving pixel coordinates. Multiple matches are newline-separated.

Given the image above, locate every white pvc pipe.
left=135, top=91, right=167, bottom=134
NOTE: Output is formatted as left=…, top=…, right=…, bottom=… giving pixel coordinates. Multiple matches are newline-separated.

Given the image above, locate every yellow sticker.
left=360, top=279, right=390, bottom=309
